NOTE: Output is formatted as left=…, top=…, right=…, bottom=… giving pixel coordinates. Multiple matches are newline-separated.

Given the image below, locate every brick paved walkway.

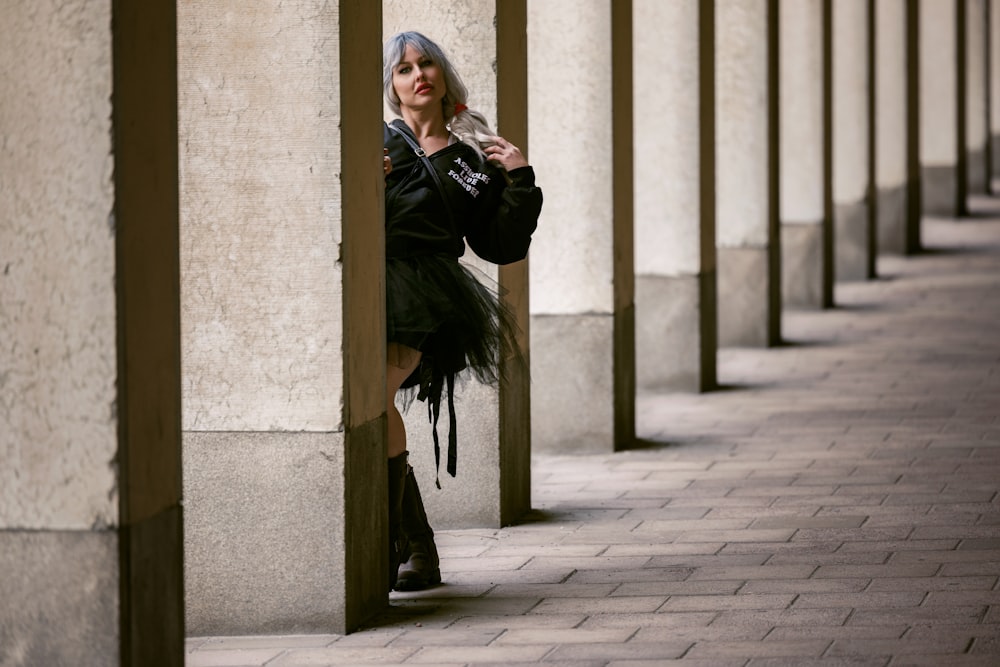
left=187, top=202, right=1000, bottom=666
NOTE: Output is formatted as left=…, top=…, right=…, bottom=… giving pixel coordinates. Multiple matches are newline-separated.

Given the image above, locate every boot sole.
left=393, top=569, right=442, bottom=592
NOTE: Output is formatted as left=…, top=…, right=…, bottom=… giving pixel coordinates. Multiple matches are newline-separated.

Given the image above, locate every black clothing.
left=383, top=119, right=542, bottom=482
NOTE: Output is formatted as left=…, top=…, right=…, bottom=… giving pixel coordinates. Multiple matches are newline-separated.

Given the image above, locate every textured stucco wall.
left=716, top=0, right=769, bottom=248
left=832, top=0, right=870, bottom=204
left=876, top=0, right=908, bottom=189
left=780, top=0, right=824, bottom=225
left=921, top=0, right=958, bottom=166
left=528, top=0, right=614, bottom=314
left=180, top=1, right=344, bottom=433
left=0, top=0, right=117, bottom=530
left=633, top=0, right=701, bottom=275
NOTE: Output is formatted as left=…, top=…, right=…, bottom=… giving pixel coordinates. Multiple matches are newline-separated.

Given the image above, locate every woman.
left=382, top=31, right=543, bottom=592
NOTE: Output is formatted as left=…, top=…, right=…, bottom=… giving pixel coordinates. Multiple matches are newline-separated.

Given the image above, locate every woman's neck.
left=401, top=106, right=448, bottom=142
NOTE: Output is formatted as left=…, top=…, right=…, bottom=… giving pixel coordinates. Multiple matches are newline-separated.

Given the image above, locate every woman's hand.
left=485, top=136, right=529, bottom=171
left=384, top=148, right=393, bottom=177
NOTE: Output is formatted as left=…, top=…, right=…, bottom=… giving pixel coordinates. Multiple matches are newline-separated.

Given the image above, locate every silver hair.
left=383, top=31, right=497, bottom=157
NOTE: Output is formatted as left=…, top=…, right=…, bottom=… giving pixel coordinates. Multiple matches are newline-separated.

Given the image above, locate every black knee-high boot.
left=394, top=464, right=441, bottom=591
left=387, top=452, right=409, bottom=591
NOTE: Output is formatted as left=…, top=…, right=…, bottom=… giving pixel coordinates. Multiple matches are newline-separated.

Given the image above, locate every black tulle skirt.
left=386, top=253, right=520, bottom=482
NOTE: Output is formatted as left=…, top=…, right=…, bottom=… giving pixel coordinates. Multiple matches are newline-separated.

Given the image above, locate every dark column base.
left=718, top=246, right=771, bottom=347
left=834, top=199, right=873, bottom=282
left=782, top=222, right=826, bottom=309
left=877, top=184, right=907, bottom=255
left=636, top=274, right=705, bottom=392
left=531, top=313, right=614, bottom=454
left=922, top=164, right=958, bottom=216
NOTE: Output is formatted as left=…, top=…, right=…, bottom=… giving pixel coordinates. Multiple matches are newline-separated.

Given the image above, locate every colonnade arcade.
left=1, top=1, right=993, bottom=664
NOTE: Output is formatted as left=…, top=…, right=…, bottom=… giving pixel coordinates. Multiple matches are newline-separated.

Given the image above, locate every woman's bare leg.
left=387, top=343, right=422, bottom=458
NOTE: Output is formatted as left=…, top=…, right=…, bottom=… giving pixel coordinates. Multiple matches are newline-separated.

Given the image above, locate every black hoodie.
left=383, top=119, right=543, bottom=264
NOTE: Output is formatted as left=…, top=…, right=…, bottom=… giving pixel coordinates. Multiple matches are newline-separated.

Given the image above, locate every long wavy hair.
left=383, top=31, right=497, bottom=158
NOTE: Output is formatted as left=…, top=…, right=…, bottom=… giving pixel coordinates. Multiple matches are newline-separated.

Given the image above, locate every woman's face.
left=392, top=44, right=446, bottom=114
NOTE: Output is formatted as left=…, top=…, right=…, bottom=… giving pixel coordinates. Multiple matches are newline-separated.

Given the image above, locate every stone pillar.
left=2, top=1, right=183, bottom=664
left=991, top=0, right=1000, bottom=179
left=921, top=0, right=963, bottom=215
left=875, top=0, right=913, bottom=255
left=528, top=0, right=636, bottom=452
left=967, top=0, right=991, bottom=194
left=906, top=0, right=924, bottom=252
left=716, top=0, right=781, bottom=346
left=382, top=2, right=532, bottom=527
left=634, top=0, right=716, bottom=391
left=780, top=0, right=833, bottom=308
left=179, top=2, right=385, bottom=634
left=832, top=0, right=875, bottom=281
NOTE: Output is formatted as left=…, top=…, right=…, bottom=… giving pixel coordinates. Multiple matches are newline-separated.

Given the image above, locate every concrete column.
left=633, top=0, right=716, bottom=391
left=528, top=0, right=636, bottom=452
left=875, top=0, right=913, bottom=254
left=179, top=2, right=385, bottom=634
left=832, top=0, right=875, bottom=281
left=716, top=0, right=781, bottom=346
left=2, top=1, right=183, bottom=664
left=780, top=0, right=833, bottom=308
left=967, top=0, right=991, bottom=194
left=906, top=0, right=924, bottom=252
left=921, top=0, right=963, bottom=215
left=991, top=0, right=1000, bottom=178
left=382, top=2, right=532, bottom=527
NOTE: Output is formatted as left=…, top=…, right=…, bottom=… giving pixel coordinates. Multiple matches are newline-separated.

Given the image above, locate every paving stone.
left=792, top=592, right=925, bottom=608
left=405, top=644, right=552, bottom=664
left=382, top=628, right=501, bottom=647
left=675, top=529, right=797, bottom=543
left=483, top=583, right=617, bottom=598
left=747, top=659, right=890, bottom=667
left=866, top=576, right=997, bottom=592
left=607, top=660, right=746, bottom=667
left=614, top=580, right=743, bottom=596
left=847, top=606, right=987, bottom=626
left=602, top=542, right=725, bottom=557
left=813, top=563, right=939, bottom=578
left=923, top=590, right=1000, bottom=606
left=492, top=627, right=637, bottom=645
left=684, top=639, right=830, bottom=658
left=837, top=539, right=958, bottom=552
left=530, top=596, right=667, bottom=614
left=937, top=561, right=1000, bottom=577
left=686, top=565, right=817, bottom=580
left=578, top=612, right=717, bottom=629
left=565, top=566, right=692, bottom=584
left=826, top=637, right=972, bottom=656
left=190, top=636, right=336, bottom=650
left=888, top=657, right=999, bottom=666
left=764, top=625, right=906, bottom=641
left=185, top=648, right=285, bottom=667
left=739, top=578, right=869, bottom=594
left=660, top=594, right=795, bottom=612
left=711, top=609, right=856, bottom=634
left=545, top=640, right=692, bottom=661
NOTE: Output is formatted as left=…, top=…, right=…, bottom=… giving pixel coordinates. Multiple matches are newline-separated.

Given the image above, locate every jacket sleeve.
left=464, top=165, right=543, bottom=265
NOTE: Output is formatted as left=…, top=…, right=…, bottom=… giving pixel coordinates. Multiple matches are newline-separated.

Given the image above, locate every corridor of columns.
left=187, top=202, right=1000, bottom=663
left=3, top=0, right=1000, bottom=665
